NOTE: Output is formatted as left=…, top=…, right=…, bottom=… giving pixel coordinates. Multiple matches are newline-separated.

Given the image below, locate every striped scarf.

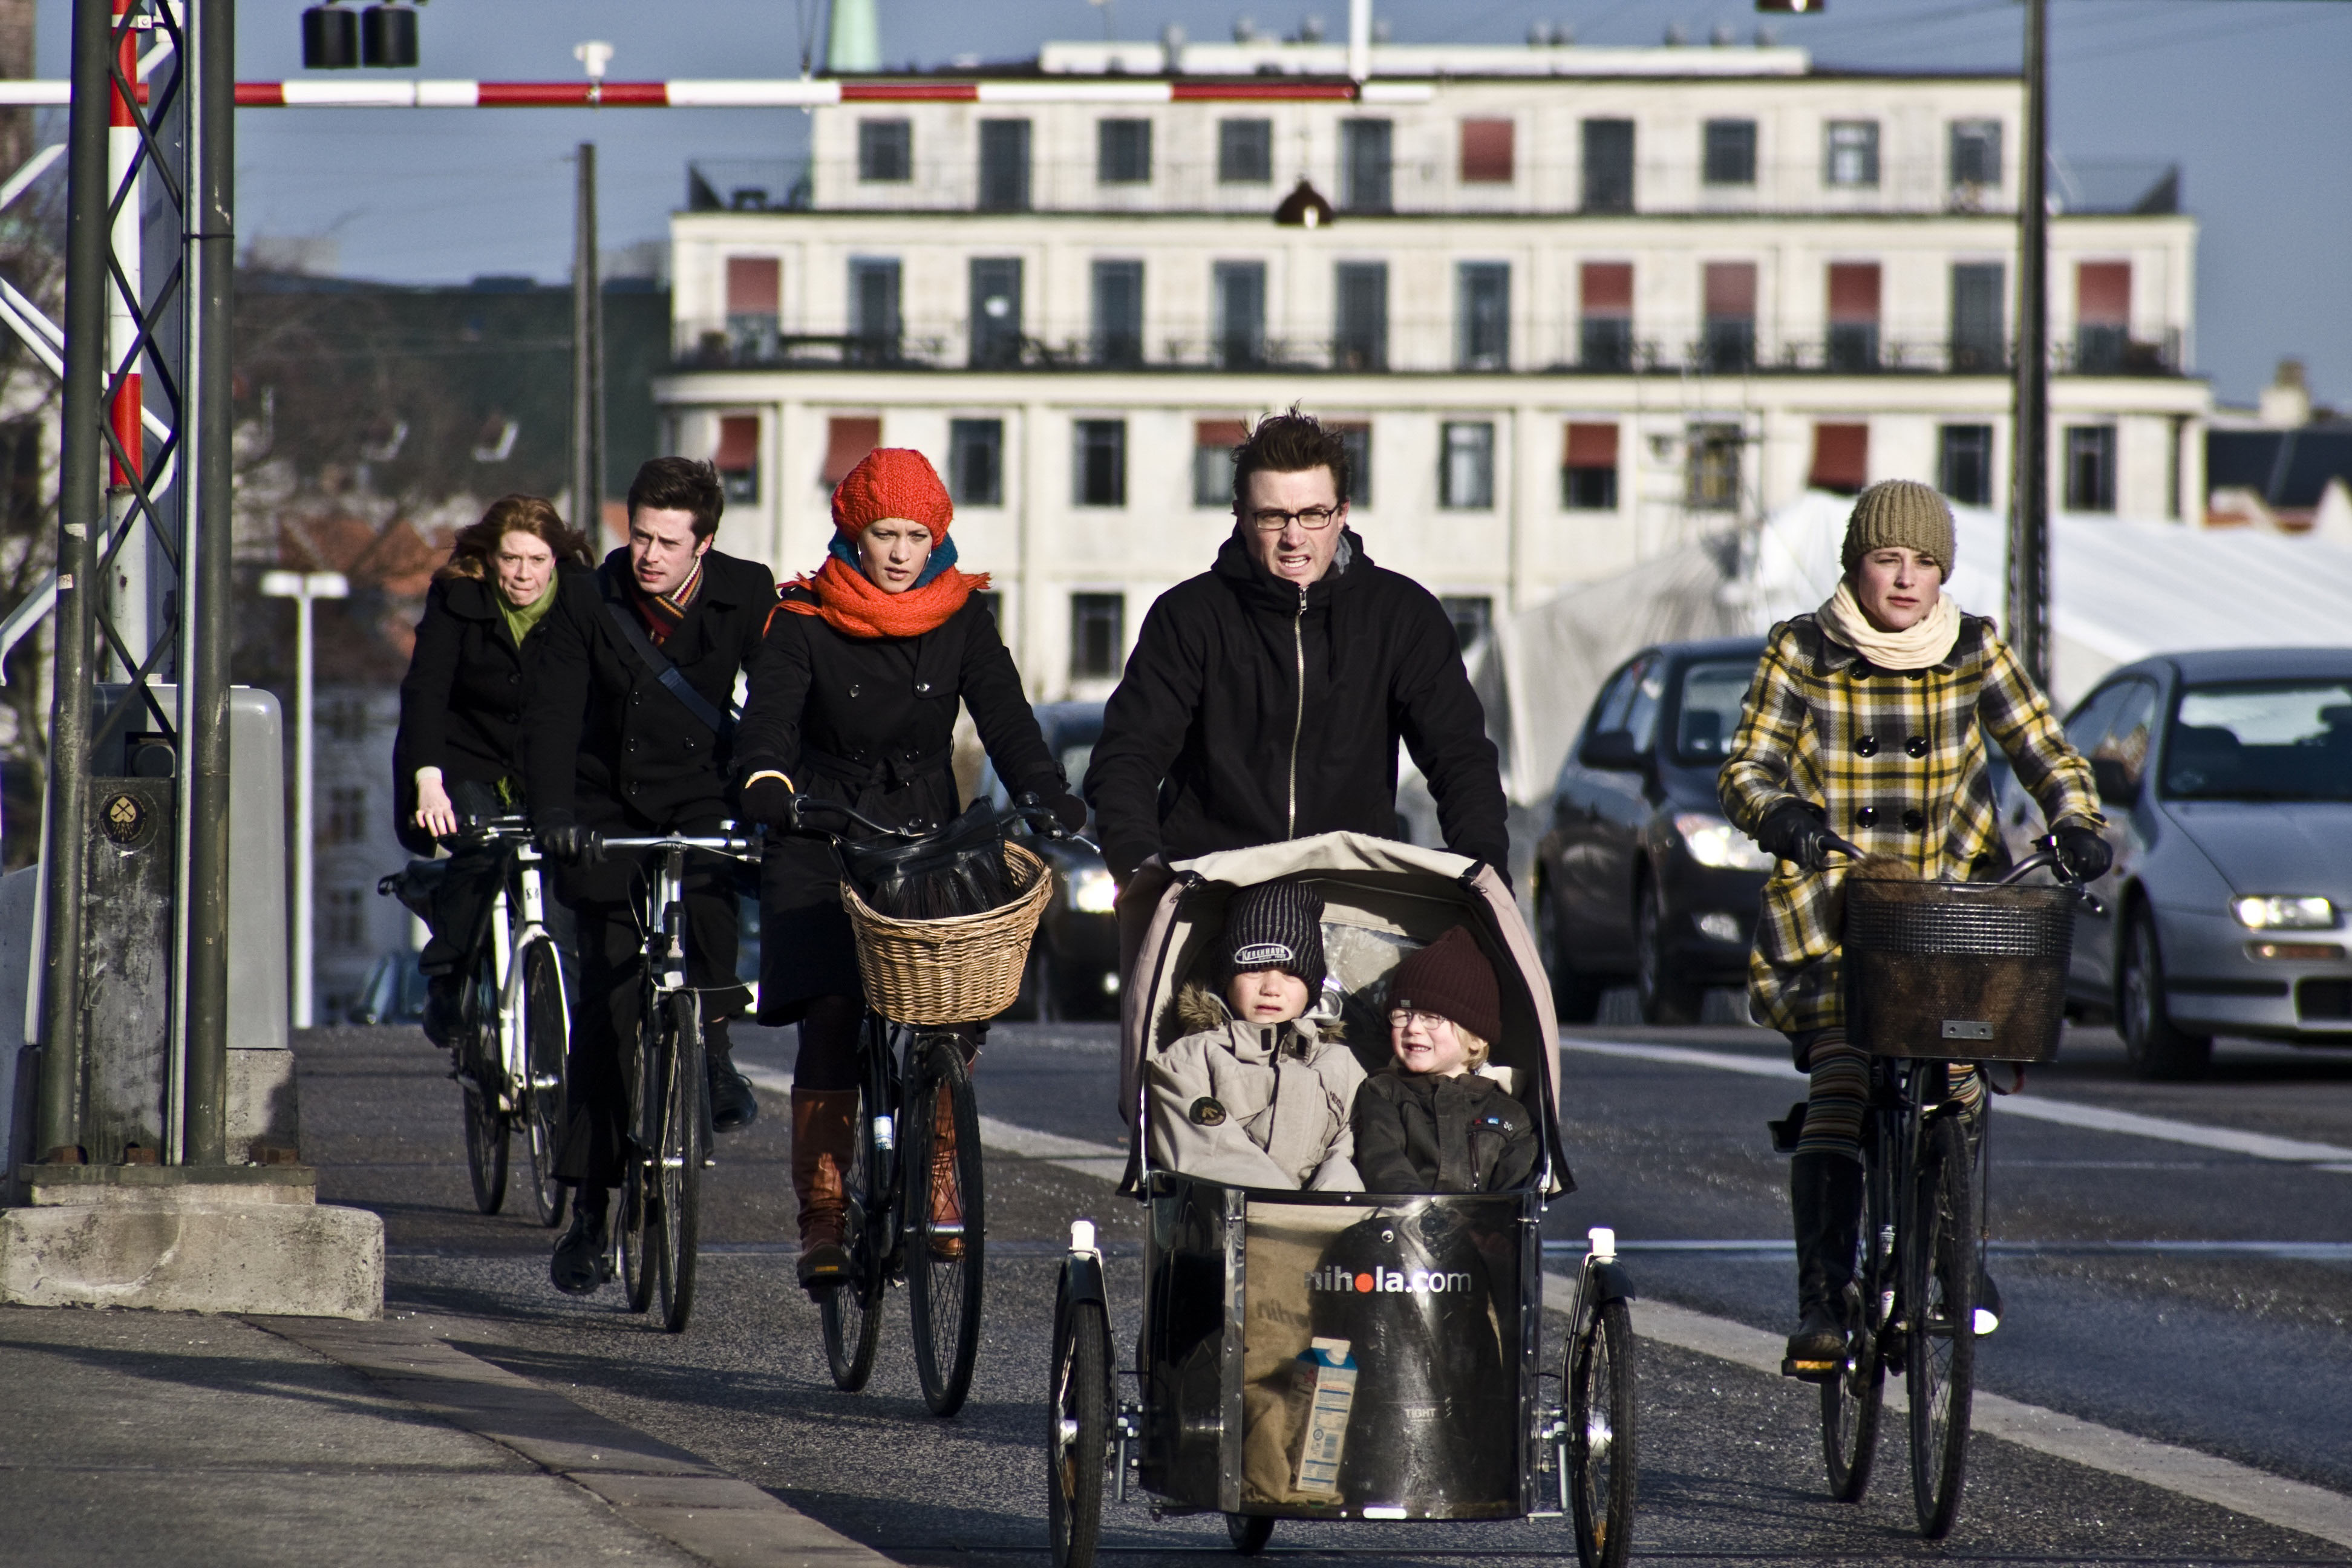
left=633, top=558, right=704, bottom=645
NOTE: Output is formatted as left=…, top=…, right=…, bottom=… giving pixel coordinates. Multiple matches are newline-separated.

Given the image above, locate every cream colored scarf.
left=1817, top=579, right=1961, bottom=670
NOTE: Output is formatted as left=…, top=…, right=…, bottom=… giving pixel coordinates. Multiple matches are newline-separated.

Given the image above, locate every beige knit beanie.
left=1841, top=480, right=1956, bottom=575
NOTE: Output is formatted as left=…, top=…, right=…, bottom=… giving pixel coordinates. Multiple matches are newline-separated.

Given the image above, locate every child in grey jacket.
left=1146, top=880, right=1365, bottom=1191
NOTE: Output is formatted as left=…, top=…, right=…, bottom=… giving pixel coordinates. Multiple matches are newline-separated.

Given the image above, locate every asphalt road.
left=298, top=1011, right=2352, bottom=1566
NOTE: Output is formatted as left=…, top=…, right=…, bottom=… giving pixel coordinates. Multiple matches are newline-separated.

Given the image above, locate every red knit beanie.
left=831, top=447, right=954, bottom=539
left=1388, top=926, right=1503, bottom=1045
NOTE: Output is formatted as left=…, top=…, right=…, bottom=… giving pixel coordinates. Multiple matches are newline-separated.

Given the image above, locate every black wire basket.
left=1843, top=877, right=2077, bottom=1062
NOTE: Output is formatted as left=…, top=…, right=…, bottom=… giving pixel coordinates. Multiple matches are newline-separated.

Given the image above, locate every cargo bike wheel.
left=1569, top=1296, right=1637, bottom=1568
left=1047, top=1287, right=1109, bottom=1568
left=818, top=1075, right=887, bottom=1392
left=906, top=1035, right=986, bottom=1416
left=1907, top=1112, right=1976, bottom=1538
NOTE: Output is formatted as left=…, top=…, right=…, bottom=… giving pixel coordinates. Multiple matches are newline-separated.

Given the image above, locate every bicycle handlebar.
left=1820, top=832, right=2104, bottom=912
left=775, top=792, right=1081, bottom=848
left=597, top=831, right=764, bottom=858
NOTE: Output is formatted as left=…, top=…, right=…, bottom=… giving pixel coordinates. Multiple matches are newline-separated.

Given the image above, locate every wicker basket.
left=840, top=840, right=1056, bottom=1026
left=1844, top=877, right=2076, bottom=1062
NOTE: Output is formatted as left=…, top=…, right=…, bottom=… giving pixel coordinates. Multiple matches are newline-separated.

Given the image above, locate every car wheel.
left=1537, top=881, right=1604, bottom=1024
left=1636, top=874, right=1704, bottom=1027
left=2118, top=909, right=2212, bottom=1080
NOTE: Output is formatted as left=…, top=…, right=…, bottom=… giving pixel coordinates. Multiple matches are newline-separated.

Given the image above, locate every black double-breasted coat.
left=734, top=586, right=1065, bottom=1021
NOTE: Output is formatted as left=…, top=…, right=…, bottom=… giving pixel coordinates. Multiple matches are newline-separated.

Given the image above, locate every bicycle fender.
left=1060, top=1251, right=1108, bottom=1312
left=1586, top=1259, right=1638, bottom=1307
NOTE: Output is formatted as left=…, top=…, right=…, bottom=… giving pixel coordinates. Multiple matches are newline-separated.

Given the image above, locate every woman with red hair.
left=736, top=448, right=1085, bottom=1288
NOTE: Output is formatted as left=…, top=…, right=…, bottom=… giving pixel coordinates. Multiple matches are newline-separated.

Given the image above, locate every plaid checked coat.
left=1719, top=612, right=2103, bottom=1035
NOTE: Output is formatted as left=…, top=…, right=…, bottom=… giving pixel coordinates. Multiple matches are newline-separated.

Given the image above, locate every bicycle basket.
left=835, top=798, right=1013, bottom=920
left=1843, top=877, right=2075, bottom=1061
left=841, top=840, right=1054, bottom=1026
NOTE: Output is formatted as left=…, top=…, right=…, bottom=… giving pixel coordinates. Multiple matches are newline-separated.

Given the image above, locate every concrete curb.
left=253, top=1313, right=897, bottom=1568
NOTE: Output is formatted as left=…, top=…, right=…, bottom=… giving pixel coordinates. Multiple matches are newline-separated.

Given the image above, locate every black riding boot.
left=706, top=1018, right=759, bottom=1133
left=1785, top=1151, right=1864, bottom=1375
left=551, top=1184, right=613, bottom=1295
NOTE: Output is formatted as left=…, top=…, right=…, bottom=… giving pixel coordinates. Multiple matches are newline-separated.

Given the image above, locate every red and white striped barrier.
left=0, top=77, right=1435, bottom=109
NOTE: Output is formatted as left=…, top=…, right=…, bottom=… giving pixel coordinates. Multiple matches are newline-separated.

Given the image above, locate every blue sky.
left=34, top=0, right=2351, bottom=407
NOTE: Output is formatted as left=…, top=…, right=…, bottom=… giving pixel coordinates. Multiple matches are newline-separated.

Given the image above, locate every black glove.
left=740, top=775, right=796, bottom=832
left=1016, top=789, right=1091, bottom=835
left=1757, top=800, right=1835, bottom=870
left=534, top=809, right=594, bottom=866
left=2053, top=825, right=2113, bottom=883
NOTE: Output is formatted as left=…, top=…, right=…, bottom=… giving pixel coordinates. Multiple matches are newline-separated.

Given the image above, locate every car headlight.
left=1675, top=812, right=1776, bottom=872
left=2231, top=895, right=2337, bottom=931
left=1070, top=867, right=1119, bottom=915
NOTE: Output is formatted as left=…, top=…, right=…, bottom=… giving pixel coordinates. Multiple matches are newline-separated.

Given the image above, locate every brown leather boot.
left=927, top=1088, right=965, bottom=1260
left=791, top=1088, right=858, bottom=1290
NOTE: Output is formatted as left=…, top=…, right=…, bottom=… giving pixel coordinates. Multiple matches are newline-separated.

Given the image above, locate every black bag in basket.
left=836, top=800, right=1012, bottom=921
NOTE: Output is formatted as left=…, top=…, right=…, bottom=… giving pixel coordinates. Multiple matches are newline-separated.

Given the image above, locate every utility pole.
left=2006, top=0, right=2051, bottom=686
left=260, top=570, right=348, bottom=1031
left=572, top=142, right=603, bottom=544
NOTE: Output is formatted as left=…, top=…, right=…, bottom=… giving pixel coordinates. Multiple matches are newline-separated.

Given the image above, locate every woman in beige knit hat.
left=1716, top=478, right=2113, bottom=1370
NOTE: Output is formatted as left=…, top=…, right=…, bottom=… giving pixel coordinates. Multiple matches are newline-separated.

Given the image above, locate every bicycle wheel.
left=1821, top=1289, right=1887, bottom=1503
left=819, top=1078, right=886, bottom=1391
left=1047, top=1295, right=1109, bottom=1568
left=655, top=991, right=705, bottom=1333
left=619, top=998, right=661, bottom=1316
left=618, top=1166, right=655, bottom=1314
left=518, top=939, right=569, bottom=1229
left=906, top=1036, right=986, bottom=1416
left=1569, top=1296, right=1637, bottom=1568
left=460, top=957, right=509, bottom=1215
left=1907, top=1114, right=1977, bottom=1538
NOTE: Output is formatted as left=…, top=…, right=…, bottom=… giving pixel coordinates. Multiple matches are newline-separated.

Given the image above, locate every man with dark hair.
left=526, top=456, right=776, bottom=1295
left=1086, top=408, right=1509, bottom=884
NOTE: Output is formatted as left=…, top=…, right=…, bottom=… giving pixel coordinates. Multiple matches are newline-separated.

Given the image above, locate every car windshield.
left=2163, top=681, right=2352, bottom=802
left=1674, top=659, right=1759, bottom=764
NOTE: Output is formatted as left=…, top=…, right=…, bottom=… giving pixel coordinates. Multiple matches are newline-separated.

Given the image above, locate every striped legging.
left=1792, top=1029, right=1984, bottom=1161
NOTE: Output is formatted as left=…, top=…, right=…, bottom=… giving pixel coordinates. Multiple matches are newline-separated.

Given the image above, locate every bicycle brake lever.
left=2076, top=889, right=2107, bottom=917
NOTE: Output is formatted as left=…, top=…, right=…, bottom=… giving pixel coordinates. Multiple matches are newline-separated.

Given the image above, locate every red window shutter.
left=1564, top=422, right=1619, bottom=468
left=1460, top=119, right=1515, bottom=183
left=2077, top=261, right=2130, bottom=327
left=822, top=416, right=880, bottom=486
left=1580, top=261, right=1633, bottom=315
left=1704, top=261, right=1757, bottom=317
left=1195, top=418, right=1248, bottom=449
left=714, top=415, right=760, bottom=473
left=1827, top=263, right=1881, bottom=324
left=1809, top=423, right=1870, bottom=493
left=725, top=256, right=780, bottom=316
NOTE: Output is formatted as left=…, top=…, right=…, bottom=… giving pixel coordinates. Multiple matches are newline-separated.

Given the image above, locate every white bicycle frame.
left=485, top=840, right=566, bottom=1116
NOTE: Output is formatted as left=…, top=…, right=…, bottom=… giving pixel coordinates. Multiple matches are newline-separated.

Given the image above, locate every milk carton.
left=1293, top=1337, right=1359, bottom=1497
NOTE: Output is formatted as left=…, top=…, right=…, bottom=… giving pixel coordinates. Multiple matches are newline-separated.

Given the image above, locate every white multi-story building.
left=656, top=33, right=2207, bottom=701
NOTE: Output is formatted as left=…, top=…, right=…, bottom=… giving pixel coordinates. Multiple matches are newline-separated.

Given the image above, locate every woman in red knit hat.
left=734, top=446, right=1086, bottom=1288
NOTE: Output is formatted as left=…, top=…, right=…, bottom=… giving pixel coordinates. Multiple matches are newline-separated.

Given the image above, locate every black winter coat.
left=736, top=588, right=1065, bottom=1019
left=392, top=567, right=589, bottom=857
left=524, top=547, right=777, bottom=834
left=1085, top=531, right=1510, bottom=880
left=1351, top=1069, right=1538, bottom=1194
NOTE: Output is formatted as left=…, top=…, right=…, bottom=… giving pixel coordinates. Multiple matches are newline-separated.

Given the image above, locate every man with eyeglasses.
left=1086, top=409, right=1509, bottom=893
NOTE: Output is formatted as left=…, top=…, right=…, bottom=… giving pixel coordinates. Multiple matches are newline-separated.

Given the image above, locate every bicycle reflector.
left=1756, top=0, right=1824, bottom=11
left=362, top=3, right=420, bottom=68
left=301, top=2, right=359, bottom=69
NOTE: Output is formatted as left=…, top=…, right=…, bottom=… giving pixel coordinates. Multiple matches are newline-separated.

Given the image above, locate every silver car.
left=1999, top=647, right=2352, bottom=1078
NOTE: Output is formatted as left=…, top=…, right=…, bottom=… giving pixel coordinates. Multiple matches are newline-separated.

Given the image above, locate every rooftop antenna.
left=1348, top=0, right=1370, bottom=82
left=1088, top=0, right=1117, bottom=42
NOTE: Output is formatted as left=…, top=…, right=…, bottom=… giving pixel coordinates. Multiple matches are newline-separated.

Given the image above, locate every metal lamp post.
left=260, top=569, right=348, bottom=1029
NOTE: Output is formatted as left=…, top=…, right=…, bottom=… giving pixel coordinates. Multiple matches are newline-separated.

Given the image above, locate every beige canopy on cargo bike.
left=1114, top=831, right=1572, bottom=1198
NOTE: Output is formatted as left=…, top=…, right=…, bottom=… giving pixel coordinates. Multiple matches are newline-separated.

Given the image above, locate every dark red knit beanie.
left=831, top=447, right=954, bottom=538
left=1388, top=926, right=1503, bottom=1044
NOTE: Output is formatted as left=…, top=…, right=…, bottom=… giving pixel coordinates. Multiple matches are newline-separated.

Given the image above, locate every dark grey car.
left=1532, top=636, right=1772, bottom=1023
left=1998, top=646, right=2352, bottom=1078
left=979, top=700, right=1120, bottom=1019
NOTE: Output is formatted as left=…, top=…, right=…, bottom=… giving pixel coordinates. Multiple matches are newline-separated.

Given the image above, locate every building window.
left=857, top=119, right=911, bottom=182
left=1581, top=119, right=1635, bottom=213
left=1340, top=119, right=1393, bottom=213
left=1950, top=262, right=2006, bottom=371
left=1333, top=261, right=1387, bottom=372
left=1090, top=260, right=1143, bottom=367
left=1439, top=422, right=1495, bottom=511
left=1824, top=120, right=1879, bottom=188
left=1214, top=261, right=1266, bottom=369
left=1949, top=119, right=2003, bottom=192
left=1827, top=262, right=1881, bottom=372
left=1702, top=261, right=1756, bottom=372
left=968, top=256, right=1022, bottom=369
left=323, top=785, right=368, bottom=846
left=1809, top=423, right=1869, bottom=495
left=1332, top=422, right=1372, bottom=510
left=1440, top=596, right=1494, bottom=655
left=949, top=419, right=1003, bottom=508
left=1686, top=423, right=1742, bottom=511
left=1074, top=419, right=1126, bottom=508
left=724, top=256, right=779, bottom=361
left=322, top=887, right=365, bottom=952
left=2076, top=261, right=2131, bottom=373
left=1563, top=422, right=1618, bottom=510
left=822, top=416, right=880, bottom=489
left=1070, top=593, right=1125, bottom=681
left=1579, top=262, right=1633, bottom=372
left=848, top=257, right=901, bottom=362
left=1939, top=423, right=1994, bottom=507
left=1218, top=119, right=1272, bottom=183
left=1703, top=119, right=1757, bottom=186
left=1193, top=418, right=1244, bottom=509
left=1459, top=119, right=1514, bottom=184
left=978, top=119, right=1031, bottom=212
left=715, top=414, right=760, bottom=503
left=1097, top=118, right=1153, bottom=185
left=324, top=698, right=368, bottom=743
left=1457, top=263, right=1509, bottom=372
left=2065, top=425, right=2117, bottom=512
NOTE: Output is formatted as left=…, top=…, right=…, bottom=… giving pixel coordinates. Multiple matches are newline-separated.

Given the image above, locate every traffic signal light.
left=302, top=1, right=420, bottom=70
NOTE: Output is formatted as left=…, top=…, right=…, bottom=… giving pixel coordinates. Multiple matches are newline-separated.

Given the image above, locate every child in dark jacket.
left=1351, top=926, right=1537, bottom=1194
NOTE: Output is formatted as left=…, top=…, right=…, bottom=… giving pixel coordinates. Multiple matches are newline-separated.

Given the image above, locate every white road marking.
left=738, top=1065, right=1131, bottom=1182
left=1563, top=1037, right=2352, bottom=1164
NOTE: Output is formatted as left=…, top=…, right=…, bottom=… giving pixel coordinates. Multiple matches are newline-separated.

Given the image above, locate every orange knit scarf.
left=782, top=555, right=990, bottom=640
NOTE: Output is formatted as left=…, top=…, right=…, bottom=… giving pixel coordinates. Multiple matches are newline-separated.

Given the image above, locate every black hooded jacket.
left=1085, top=529, right=1509, bottom=880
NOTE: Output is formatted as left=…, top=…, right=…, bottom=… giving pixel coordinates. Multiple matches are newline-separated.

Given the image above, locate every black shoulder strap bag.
left=599, top=570, right=737, bottom=736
